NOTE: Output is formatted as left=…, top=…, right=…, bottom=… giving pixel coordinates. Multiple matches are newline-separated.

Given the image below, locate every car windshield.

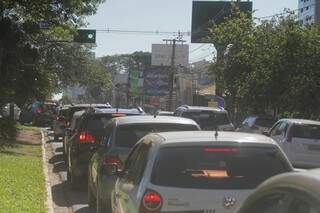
left=181, top=111, right=230, bottom=129
left=151, top=146, right=291, bottom=189
left=292, top=124, right=320, bottom=140
left=115, top=123, right=198, bottom=147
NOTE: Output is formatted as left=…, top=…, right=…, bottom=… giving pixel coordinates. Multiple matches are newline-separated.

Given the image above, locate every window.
left=291, top=124, right=320, bottom=139
left=270, top=122, right=288, bottom=136
left=151, top=146, right=291, bottom=189
left=123, top=143, right=151, bottom=184
left=301, top=8, right=304, bottom=13
left=115, top=123, right=198, bottom=148
left=181, top=111, right=230, bottom=129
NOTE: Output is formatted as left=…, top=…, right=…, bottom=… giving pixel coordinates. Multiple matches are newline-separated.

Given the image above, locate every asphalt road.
left=45, top=129, right=95, bottom=213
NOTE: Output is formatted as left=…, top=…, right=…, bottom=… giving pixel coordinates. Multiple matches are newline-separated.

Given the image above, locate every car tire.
left=88, top=182, right=96, bottom=207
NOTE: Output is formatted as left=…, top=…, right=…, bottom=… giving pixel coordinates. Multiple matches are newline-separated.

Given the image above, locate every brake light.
left=204, top=147, right=239, bottom=153
left=36, top=107, right=43, bottom=113
left=139, top=190, right=162, bottom=213
left=112, top=113, right=125, bottom=117
left=103, top=155, right=123, bottom=169
left=78, top=132, right=95, bottom=143
left=56, top=116, right=65, bottom=122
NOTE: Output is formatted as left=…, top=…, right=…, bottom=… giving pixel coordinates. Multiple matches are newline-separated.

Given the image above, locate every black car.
left=66, top=107, right=144, bottom=189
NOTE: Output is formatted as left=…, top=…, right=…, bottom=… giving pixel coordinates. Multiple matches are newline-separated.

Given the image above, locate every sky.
left=86, top=0, right=297, bottom=62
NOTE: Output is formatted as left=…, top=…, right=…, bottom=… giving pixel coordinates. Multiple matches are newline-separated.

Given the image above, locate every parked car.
left=66, top=108, right=145, bottom=189
left=237, top=115, right=276, bottom=134
left=88, top=115, right=201, bottom=212
left=52, top=105, right=70, bottom=141
left=236, top=169, right=320, bottom=213
left=110, top=131, right=293, bottom=213
left=265, top=119, right=320, bottom=168
left=174, top=105, right=234, bottom=131
left=20, top=101, right=58, bottom=126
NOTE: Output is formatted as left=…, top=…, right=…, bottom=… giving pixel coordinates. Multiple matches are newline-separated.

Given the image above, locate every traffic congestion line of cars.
left=49, top=104, right=320, bottom=213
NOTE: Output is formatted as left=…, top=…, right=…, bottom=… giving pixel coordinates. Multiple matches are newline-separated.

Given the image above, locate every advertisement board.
left=143, top=67, right=170, bottom=96
left=191, top=1, right=253, bottom=43
left=151, top=44, right=189, bottom=67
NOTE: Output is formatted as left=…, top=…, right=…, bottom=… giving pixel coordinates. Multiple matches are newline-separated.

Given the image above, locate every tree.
left=207, top=7, right=320, bottom=121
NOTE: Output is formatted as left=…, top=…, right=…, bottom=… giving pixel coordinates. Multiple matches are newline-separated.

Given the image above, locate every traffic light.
left=73, top=29, right=96, bottom=43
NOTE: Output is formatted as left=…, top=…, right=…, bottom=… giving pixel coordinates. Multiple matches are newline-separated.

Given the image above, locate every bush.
left=0, top=117, right=17, bottom=149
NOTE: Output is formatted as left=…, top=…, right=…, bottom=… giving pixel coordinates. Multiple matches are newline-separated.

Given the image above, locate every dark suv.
left=174, top=105, right=234, bottom=131
left=66, top=108, right=144, bottom=189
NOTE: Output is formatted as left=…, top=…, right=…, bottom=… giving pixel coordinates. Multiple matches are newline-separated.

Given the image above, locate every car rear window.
left=115, top=124, right=198, bottom=148
left=291, top=124, right=320, bottom=139
left=151, top=146, right=291, bottom=189
left=181, top=111, right=230, bottom=129
left=255, top=118, right=276, bottom=128
left=86, top=115, right=113, bottom=136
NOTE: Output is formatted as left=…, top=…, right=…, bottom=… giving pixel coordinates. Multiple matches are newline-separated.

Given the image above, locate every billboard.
left=129, top=69, right=141, bottom=96
left=191, top=1, right=253, bottom=43
left=152, top=44, right=189, bottom=67
left=143, top=67, right=170, bottom=96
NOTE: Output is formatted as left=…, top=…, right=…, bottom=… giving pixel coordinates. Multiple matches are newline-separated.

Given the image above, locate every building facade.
left=299, top=0, right=320, bottom=25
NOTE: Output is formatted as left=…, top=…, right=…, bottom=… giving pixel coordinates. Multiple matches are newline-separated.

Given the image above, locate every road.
left=44, top=129, right=95, bottom=213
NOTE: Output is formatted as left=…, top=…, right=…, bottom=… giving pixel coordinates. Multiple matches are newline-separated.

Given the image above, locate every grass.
left=0, top=140, right=46, bottom=213
left=16, top=124, right=40, bottom=132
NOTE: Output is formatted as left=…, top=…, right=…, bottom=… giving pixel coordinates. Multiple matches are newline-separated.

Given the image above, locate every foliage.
left=0, top=117, right=16, bottom=140
left=207, top=8, right=320, bottom=120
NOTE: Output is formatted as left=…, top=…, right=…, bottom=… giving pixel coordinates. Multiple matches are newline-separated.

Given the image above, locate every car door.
left=113, top=142, right=151, bottom=213
left=270, top=121, right=290, bottom=158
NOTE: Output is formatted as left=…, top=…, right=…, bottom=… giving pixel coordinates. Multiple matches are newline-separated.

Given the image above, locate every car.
left=265, top=118, right=320, bottom=168
left=52, top=105, right=70, bottom=141
left=20, top=101, right=58, bottom=126
left=62, top=103, right=113, bottom=144
left=236, top=169, right=320, bottom=213
left=88, top=115, right=201, bottom=212
left=66, top=108, right=145, bottom=189
left=157, top=111, right=174, bottom=116
left=174, top=105, right=234, bottom=131
left=110, top=131, right=293, bottom=213
left=237, top=115, right=276, bottom=134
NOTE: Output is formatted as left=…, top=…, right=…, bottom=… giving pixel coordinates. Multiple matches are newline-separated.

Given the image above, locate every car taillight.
left=139, top=190, right=162, bottom=213
left=103, top=155, right=123, bottom=169
left=204, top=147, right=239, bottom=153
left=36, top=107, right=43, bottom=113
left=78, top=132, right=95, bottom=143
left=56, top=116, right=65, bottom=122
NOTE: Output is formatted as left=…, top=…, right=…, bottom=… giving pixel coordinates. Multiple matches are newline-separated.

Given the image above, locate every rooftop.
left=280, top=118, right=320, bottom=125
left=177, top=105, right=226, bottom=112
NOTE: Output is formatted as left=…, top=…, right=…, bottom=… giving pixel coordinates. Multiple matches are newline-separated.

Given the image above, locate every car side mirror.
left=262, top=131, right=270, bottom=137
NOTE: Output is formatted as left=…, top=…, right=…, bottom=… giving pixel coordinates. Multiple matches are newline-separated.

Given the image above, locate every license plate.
left=308, top=145, right=320, bottom=151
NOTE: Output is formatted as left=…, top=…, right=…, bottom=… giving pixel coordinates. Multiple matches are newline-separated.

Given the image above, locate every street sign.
left=73, top=29, right=96, bottom=43
left=151, top=44, right=189, bottom=67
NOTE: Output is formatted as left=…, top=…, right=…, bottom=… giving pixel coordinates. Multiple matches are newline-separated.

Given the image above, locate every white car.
left=266, top=119, right=320, bottom=168
left=111, top=131, right=293, bottom=213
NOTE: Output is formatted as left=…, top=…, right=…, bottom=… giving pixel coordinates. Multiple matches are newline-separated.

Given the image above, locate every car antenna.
left=153, top=107, right=158, bottom=118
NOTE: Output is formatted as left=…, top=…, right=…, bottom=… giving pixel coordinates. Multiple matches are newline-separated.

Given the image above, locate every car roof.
left=279, top=118, right=320, bottom=125
left=148, top=131, right=278, bottom=147
left=94, top=108, right=144, bottom=114
left=177, top=105, right=227, bottom=112
left=112, top=115, right=199, bottom=126
left=73, top=110, right=86, bottom=117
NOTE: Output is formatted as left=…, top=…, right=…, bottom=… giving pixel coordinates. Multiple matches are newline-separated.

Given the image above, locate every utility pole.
left=164, top=31, right=185, bottom=111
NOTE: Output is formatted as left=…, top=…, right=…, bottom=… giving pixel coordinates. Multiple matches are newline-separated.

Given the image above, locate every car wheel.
left=88, top=181, right=96, bottom=207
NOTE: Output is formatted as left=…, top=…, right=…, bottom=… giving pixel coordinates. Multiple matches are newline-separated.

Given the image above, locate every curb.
left=41, top=129, right=54, bottom=213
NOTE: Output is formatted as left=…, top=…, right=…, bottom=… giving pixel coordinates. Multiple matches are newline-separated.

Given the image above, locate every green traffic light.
left=87, top=33, right=94, bottom=39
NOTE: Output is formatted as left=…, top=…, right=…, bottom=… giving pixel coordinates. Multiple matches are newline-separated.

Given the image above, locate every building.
left=298, top=0, right=320, bottom=25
